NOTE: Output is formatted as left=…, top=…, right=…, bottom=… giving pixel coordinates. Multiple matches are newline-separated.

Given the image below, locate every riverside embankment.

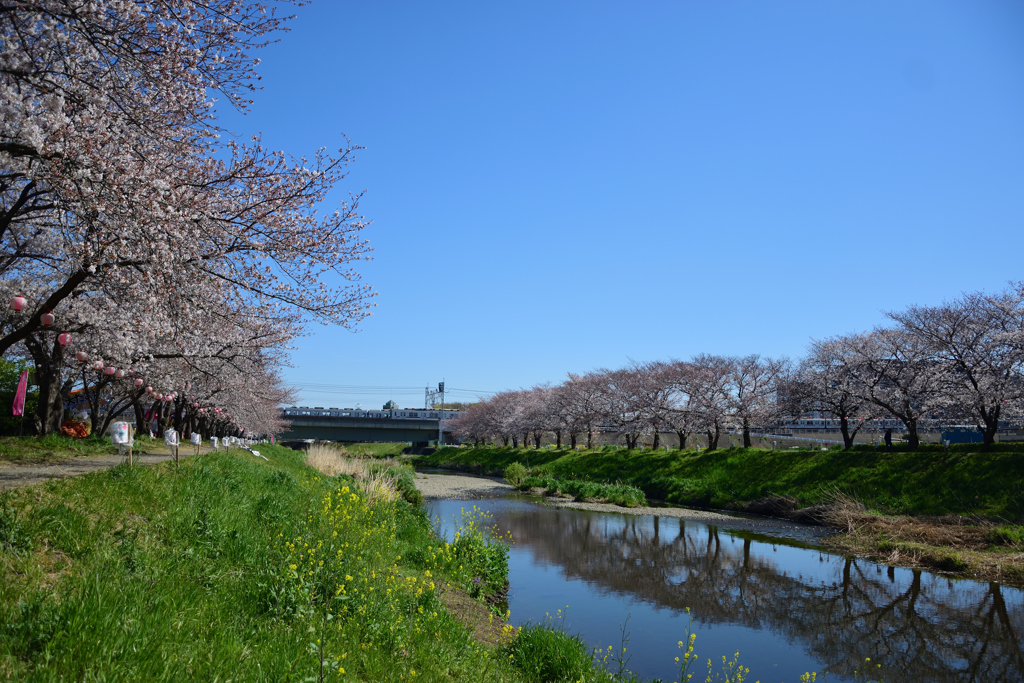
left=414, top=445, right=1024, bottom=585
left=0, top=444, right=624, bottom=682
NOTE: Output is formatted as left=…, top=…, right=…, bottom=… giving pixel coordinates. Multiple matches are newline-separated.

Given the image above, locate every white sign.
left=110, top=422, right=131, bottom=445
left=210, top=436, right=218, bottom=449
left=190, top=433, right=202, bottom=445
left=164, top=429, right=179, bottom=447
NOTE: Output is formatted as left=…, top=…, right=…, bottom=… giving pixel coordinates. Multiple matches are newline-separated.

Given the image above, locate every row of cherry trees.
left=1, top=1, right=374, bottom=438
left=447, top=283, right=1024, bottom=451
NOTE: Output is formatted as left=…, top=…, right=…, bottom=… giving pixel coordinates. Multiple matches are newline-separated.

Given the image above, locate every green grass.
left=416, top=444, right=1024, bottom=521
left=1, top=444, right=593, bottom=682
left=518, top=476, right=646, bottom=508
left=344, top=442, right=409, bottom=458
left=0, top=434, right=118, bottom=463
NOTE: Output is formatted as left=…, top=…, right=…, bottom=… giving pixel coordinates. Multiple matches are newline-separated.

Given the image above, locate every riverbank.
left=414, top=445, right=1024, bottom=586
left=1, top=444, right=619, bottom=682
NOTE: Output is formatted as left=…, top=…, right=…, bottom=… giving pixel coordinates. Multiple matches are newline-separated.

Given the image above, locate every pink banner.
left=12, top=370, right=28, bottom=416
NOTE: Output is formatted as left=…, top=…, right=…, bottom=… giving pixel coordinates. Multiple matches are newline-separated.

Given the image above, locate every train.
left=281, top=406, right=462, bottom=421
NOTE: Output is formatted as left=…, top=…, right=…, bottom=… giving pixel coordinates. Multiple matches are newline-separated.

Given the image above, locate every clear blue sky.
left=226, top=0, right=1024, bottom=409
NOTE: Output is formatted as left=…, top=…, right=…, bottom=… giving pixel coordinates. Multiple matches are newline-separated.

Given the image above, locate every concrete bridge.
left=278, top=406, right=456, bottom=444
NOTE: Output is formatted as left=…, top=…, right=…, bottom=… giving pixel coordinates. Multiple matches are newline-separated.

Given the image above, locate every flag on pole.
left=12, top=370, right=28, bottom=416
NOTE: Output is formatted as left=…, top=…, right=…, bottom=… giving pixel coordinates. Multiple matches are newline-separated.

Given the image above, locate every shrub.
left=504, top=461, right=528, bottom=488
left=503, top=621, right=598, bottom=683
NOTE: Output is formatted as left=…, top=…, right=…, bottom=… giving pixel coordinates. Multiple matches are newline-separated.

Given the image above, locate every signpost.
left=165, top=429, right=180, bottom=466
left=111, top=421, right=134, bottom=466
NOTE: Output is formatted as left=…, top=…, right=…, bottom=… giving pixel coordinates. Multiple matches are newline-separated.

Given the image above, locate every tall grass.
left=305, top=442, right=422, bottom=505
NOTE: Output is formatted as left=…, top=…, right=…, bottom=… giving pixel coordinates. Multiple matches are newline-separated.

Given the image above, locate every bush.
left=503, top=622, right=599, bottom=683
left=515, top=476, right=646, bottom=508
left=504, top=461, right=528, bottom=487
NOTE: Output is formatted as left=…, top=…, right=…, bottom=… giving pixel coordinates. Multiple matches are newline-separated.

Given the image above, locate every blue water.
left=427, top=493, right=1024, bottom=683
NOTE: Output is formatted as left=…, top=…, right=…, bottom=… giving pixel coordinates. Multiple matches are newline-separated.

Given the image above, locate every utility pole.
left=438, top=381, right=445, bottom=446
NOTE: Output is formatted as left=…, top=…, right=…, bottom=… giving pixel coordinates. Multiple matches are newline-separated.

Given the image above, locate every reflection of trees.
left=497, top=508, right=1024, bottom=683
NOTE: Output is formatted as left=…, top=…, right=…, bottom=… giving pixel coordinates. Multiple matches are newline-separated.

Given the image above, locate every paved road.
left=0, top=445, right=216, bottom=491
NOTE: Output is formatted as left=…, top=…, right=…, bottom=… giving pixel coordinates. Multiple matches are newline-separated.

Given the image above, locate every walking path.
left=0, top=445, right=214, bottom=491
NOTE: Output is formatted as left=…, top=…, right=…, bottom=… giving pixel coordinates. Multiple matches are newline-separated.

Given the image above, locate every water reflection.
left=487, top=503, right=1023, bottom=683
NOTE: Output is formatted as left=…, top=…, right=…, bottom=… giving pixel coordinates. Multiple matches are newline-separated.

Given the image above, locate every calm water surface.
left=427, top=492, right=1023, bottom=683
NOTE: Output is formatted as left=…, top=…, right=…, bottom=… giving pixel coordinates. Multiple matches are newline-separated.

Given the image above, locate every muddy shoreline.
left=412, top=469, right=1024, bottom=586
left=413, top=471, right=832, bottom=542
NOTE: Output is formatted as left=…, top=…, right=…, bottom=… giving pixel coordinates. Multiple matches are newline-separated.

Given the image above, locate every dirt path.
left=0, top=446, right=216, bottom=491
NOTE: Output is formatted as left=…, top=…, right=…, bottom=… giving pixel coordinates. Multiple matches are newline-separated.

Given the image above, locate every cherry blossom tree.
left=847, top=327, right=947, bottom=450
left=889, top=284, right=1024, bottom=448
left=662, top=360, right=704, bottom=449
left=558, top=372, right=606, bottom=449
left=2, top=1, right=374, bottom=440
left=683, top=354, right=734, bottom=451
left=728, top=354, right=791, bottom=448
left=794, top=335, right=873, bottom=449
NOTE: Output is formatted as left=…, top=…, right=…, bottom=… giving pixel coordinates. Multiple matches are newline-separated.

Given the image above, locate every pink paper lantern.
left=185, top=383, right=192, bottom=390
left=199, top=408, right=206, bottom=413
left=40, top=312, right=54, bottom=326
left=193, top=402, right=199, bottom=408
left=145, top=386, right=153, bottom=394
left=104, top=366, right=116, bottom=376
left=76, top=351, right=89, bottom=362
left=134, top=378, right=144, bottom=387
left=115, top=369, right=125, bottom=379
left=57, top=333, right=71, bottom=347
left=9, top=296, right=26, bottom=311
left=92, top=360, right=104, bottom=371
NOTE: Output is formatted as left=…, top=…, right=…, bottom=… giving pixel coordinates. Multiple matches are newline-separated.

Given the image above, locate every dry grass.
left=820, top=491, right=992, bottom=549
left=817, top=491, right=1024, bottom=585
left=305, top=443, right=399, bottom=504
left=305, top=443, right=366, bottom=478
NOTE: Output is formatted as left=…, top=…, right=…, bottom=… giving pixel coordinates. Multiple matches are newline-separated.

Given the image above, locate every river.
left=426, top=485, right=1024, bottom=683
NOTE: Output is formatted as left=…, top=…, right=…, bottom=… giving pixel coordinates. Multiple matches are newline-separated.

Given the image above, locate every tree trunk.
left=586, top=428, right=594, bottom=449
left=709, top=424, right=721, bottom=450
left=981, top=405, right=1000, bottom=449
left=742, top=418, right=751, bottom=448
left=905, top=418, right=919, bottom=450
left=555, top=429, right=562, bottom=449
left=652, top=431, right=660, bottom=449
left=24, top=335, right=66, bottom=436
left=675, top=430, right=687, bottom=450
left=533, top=432, right=542, bottom=448
left=511, top=436, right=518, bottom=448
left=706, top=429, right=715, bottom=451
left=570, top=433, right=577, bottom=448
left=133, top=396, right=147, bottom=436
left=840, top=416, right=853, bottom=449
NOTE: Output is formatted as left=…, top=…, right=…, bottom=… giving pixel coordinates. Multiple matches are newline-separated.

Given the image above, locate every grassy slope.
left=416, top=445, right=1024, bottom=521
left=0, top=443, right=626, bottom=682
